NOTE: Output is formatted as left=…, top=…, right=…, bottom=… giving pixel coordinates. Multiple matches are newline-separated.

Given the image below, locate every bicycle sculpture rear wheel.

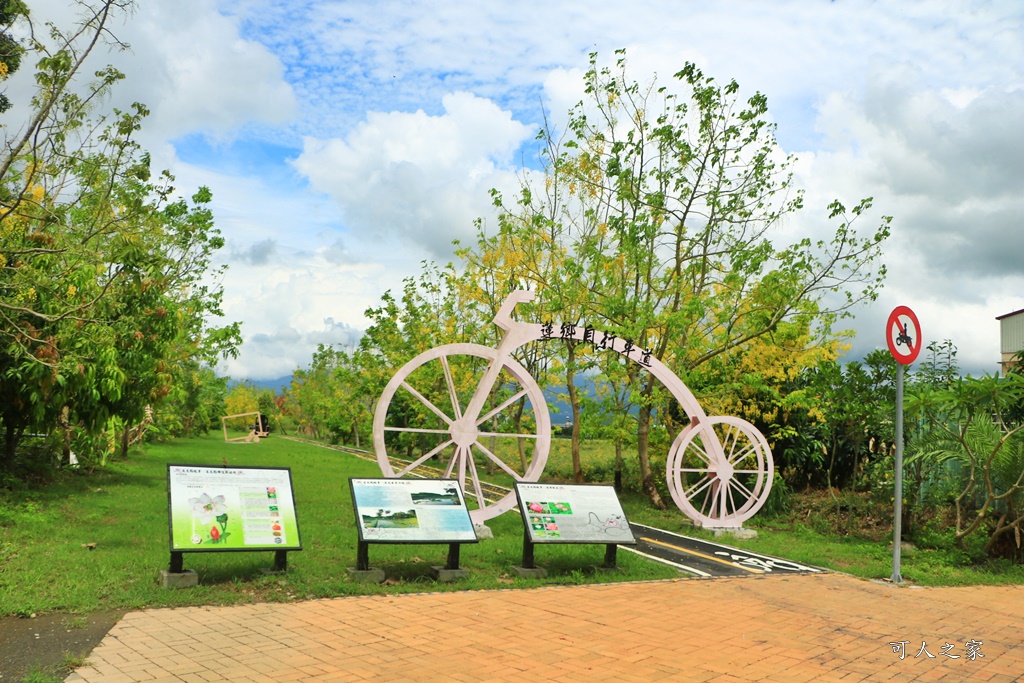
left=373, top=343, right=551, bottom=524
left=666, top=416, right=773, bottom=528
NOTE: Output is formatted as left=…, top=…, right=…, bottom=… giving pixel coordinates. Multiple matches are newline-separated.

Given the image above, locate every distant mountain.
left=229, top=375, right=294, bottom=393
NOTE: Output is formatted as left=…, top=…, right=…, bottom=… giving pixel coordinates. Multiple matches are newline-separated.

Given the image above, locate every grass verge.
left=0, top=435, right=679, bottom=617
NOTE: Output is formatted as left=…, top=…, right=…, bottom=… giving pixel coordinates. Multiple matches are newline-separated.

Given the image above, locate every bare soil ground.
left=0, top=610, right=124, bottom=681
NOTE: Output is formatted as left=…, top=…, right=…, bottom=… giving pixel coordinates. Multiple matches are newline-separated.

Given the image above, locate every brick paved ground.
left=66, top=573, right=1024, bottom=682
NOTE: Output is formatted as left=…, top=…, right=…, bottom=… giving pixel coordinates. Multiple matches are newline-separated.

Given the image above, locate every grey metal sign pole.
left=892, top=363, right=904, bottom=583
left=885, top=305, right=920, bottom=585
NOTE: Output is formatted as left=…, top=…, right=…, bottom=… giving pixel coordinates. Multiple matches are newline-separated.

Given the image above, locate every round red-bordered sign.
left=886, top=306, right=922, bottom=365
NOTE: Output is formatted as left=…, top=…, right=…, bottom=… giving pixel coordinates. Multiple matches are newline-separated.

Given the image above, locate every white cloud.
left=792, top=69, right=1024, bottom=375
left=5, top=0, right=1021, bottom=379
left=3, top=0, right=295, bottom=150
left=291, top=92, right=534, bottom=257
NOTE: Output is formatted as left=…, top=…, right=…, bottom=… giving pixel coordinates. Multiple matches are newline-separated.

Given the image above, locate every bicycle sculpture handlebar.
left=373, top=291, right=773, bottom=528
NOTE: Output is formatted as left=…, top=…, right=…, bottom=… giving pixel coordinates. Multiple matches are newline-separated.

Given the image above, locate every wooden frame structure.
left=221, top=411, right=267, bottom=443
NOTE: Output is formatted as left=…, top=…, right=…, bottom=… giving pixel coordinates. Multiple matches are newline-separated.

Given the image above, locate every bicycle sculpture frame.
left=373, top=291, right=773, bottom=528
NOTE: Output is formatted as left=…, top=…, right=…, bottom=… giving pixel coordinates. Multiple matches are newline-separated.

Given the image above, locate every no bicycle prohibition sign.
left=886, top=305, right=922, bottom=365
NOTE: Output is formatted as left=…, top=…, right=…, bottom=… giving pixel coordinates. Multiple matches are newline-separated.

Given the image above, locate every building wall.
left=998, top=309, right=1024, bottom=376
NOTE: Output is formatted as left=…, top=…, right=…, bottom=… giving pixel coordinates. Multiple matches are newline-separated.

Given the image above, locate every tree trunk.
left=61, top=406, right=72, bottom=464
left=566, top=342, right=584, bottom=483
left=120, top=424, right=130, bottom=459
left=637, top=378, right=667, bottom=509
left=2, top=422, right=18, bottom=470
left=514, top=399, right=527, bottom=471
left=614, top=438, right=623, bottom=493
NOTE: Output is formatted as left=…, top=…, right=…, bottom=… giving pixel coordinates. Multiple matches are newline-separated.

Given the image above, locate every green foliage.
left=0, top=1, right=237, bottom=477
left=0, top=0, right=27, bottom=114
left=451, top=49, right=890, bottom=508
left=773, top=350, right=896, bottom=489
left=906, top=373, right=1024, bottom=558
left=0, top=436, right=680, bottom=617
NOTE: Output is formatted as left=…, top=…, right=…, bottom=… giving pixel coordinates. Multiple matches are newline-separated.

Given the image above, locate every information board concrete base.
left=259, top=567, right=288, bottom=575
left=511, top=565, right=547, bottom=579
left=346, top=567, right=386, bottom=583
left=430, top=566, right=469, bottom=582
left=711, top=527, right=758, bottom=540
left=159, top=569, right=198, bottom=589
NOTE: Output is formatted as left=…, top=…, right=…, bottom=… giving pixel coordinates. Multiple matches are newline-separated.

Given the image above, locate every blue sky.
left=11, top=0, right=1024, bottom=379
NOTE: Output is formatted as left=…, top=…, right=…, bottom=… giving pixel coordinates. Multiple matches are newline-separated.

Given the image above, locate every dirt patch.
left=0, top=610, right=124, bottom=681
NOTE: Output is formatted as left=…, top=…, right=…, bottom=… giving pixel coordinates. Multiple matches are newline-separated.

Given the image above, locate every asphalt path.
left=626, top=522, right=826, bottom=577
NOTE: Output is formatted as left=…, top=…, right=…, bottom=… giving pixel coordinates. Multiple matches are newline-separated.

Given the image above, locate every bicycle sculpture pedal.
left=373, top=291, right=773, bottom=528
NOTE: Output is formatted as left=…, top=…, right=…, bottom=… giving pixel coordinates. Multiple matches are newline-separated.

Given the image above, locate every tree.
left=907, top=374, right=1024, bottom=557
left=0, top=0, right=28, bottom=113
left=0, top=2, right=238, bottom=472
left=224, top=382, right=259, bottom=418
left=916, top=339, right=959, bottom=390
left=773, top=350, right=896, bottom=489
left=462, top=50, right=890, bottom=507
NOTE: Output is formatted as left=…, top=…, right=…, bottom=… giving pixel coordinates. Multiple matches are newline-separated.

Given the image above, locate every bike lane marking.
left=619, top=545, right=713, bottom=577
left=631, top=522, right=824, bottom=575
left=637, top=536, right=763, bottom=574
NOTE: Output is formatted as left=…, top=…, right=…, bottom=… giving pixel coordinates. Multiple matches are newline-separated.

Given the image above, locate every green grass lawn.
left=545, top=436, right=1024, bottom=588
left=4, top=434, right=1021, bottom=619
left=0, top=435, right=680, bottom=617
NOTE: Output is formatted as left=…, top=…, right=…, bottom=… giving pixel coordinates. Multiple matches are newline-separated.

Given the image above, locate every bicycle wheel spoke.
left=728, top=442, right=757, bottom=466
left=688, top=440, right=712, bottom=465
left=731, top=477, right=755, bottom=500
left=702, top=484, right=715, bottom=516
left=440, top=355, right=463, bottom=421
left=726, top=483, right=738, bottom=516
left=395, top=439, right=454, bottom=478
left=477, top=431, right=536, bottom=440
left=383, top=426, right=450, bottom=435
left=685, top=475, right=714, bottom=500
left=443, top=449, right=459, bottom=478
left=475, top=388, right=528, bottom=427
left=456, top=445, right=468, bottom=485
left=472, top=440, right=524, bottom=481
left=465, top=449, right=487, bottom=507
left=400, top=381, right=453, bottom=425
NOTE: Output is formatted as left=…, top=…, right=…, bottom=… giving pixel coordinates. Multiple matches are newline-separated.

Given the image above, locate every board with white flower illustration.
left=167, top=464, right=302, bottom=552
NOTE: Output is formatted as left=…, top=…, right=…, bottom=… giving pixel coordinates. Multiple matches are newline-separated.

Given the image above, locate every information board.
left=514, top=482, right=637, bottom=544
left=167, top=465, right=302, bottom=552
left=350, top=478, right=478, bottom=543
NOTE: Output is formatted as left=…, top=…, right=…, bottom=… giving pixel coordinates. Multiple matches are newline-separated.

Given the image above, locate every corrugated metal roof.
left=996, top=308, right=1024, bottom=321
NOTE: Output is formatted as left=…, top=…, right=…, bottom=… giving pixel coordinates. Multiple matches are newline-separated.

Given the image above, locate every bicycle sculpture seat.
left=373, top=291, right=773, bottom=528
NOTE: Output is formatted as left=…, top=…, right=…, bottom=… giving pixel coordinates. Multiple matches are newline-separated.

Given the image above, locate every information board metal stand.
left=167, top=548, right=288, bottom=576
left=513, top=482, right=636, bottom=578
left=348, top=478, right=478, bottom=583
left=163, top=464, right=303, bottom=589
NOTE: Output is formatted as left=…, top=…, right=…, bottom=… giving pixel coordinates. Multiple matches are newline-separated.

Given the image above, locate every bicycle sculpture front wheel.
left=373, top=343, right=551, bottom=525
left=665, top=416, right=774, bottom=528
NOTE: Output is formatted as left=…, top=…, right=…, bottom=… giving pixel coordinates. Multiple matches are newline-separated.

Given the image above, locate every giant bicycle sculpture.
left=373, top=291, right=773, bottom=528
